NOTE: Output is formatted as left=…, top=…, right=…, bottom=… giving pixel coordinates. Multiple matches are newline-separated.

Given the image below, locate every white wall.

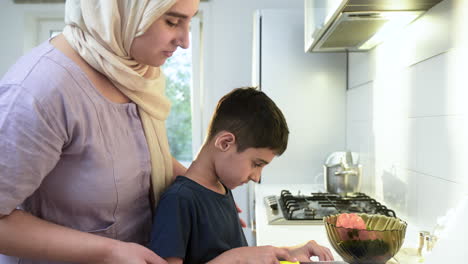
left=258, top=9, right=346, bottom=185
left=0, top=1, right=65, bottom=76
left=346, top=0, right=468, bottom=235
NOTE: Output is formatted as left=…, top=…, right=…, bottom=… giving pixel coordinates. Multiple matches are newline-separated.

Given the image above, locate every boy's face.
left=216, top=146, right=276, bottom=189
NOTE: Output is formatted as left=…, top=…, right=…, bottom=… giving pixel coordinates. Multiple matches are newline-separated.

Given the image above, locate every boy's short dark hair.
left=206, top=87, right=289, bottom=155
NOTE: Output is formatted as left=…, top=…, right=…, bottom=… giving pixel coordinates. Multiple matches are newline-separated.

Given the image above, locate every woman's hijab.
left=63, top=0, right=178, bottom=205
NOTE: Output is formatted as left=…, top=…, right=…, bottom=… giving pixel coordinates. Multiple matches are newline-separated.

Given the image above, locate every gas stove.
left=264, top=190, right=396, bottom=225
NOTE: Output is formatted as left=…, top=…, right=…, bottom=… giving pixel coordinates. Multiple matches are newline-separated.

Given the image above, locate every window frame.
left=190, top=2, right=211, bottom=158
left=24, top=12, right=65, bottom=53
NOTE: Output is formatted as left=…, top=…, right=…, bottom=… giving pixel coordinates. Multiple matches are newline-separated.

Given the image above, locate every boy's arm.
left=149, top=193, right=192, bottom=262
left=165, top=257, right=183, bottom=264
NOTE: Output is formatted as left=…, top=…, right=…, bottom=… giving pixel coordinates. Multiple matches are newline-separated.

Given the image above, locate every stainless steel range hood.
left=306, top=0, right=444, bottom=52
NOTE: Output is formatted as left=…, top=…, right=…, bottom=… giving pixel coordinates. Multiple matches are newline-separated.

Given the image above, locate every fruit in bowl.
left=324, top=213, right=407, bottom=264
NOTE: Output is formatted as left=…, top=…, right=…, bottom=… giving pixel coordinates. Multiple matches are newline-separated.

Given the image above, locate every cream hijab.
left=63, top=0, right=178, bottom=204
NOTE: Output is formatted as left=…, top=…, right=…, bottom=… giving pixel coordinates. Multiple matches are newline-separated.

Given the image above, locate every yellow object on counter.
left=279, top=262, right=300, bottom=264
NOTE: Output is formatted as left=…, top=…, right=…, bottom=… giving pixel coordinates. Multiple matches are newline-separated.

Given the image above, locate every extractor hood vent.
left=321, top=13, right=388, bottom=48
left=306, top=0, right=444, bottom=52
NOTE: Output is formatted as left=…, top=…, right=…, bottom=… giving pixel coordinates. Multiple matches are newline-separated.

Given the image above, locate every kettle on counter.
left=323, top=151, right=362, bottom=196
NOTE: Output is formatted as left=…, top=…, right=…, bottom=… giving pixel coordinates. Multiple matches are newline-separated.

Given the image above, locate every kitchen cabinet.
left=304, top=0, right=342, bottom=52
left=304, top=0, right=444, bottom=52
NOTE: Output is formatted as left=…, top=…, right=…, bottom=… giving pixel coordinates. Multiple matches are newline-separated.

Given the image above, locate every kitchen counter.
left=254, top=184, right=423, bottom=263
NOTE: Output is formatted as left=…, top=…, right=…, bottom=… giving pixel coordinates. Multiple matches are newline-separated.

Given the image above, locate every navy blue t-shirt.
left=149, top=176, right=248, bottom=264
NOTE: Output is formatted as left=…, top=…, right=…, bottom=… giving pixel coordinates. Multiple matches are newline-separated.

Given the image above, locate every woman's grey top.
left=0, top=41, right=153, bottom=264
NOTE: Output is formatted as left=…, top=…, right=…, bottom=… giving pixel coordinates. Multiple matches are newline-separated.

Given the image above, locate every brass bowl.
left=324, top=214, right=407, bottom=264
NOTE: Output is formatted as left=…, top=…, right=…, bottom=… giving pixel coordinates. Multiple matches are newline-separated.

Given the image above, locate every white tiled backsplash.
left=346, top=0, right=467, bottom=233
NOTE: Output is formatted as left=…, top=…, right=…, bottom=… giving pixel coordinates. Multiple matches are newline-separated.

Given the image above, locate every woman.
left=0, top=0, right=332, bottom=263
left=0, top=0, right=196, bottom=263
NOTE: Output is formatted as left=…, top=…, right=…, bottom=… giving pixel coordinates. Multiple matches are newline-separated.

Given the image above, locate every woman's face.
left=130, top=0, right=199, bottom=67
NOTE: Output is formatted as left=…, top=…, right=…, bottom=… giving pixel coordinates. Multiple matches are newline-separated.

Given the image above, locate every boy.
left=149, top=87, right=334, bottom=264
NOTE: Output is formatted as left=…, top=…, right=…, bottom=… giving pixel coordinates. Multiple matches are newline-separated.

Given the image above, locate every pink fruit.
left=335, top=213, right=373, bottom=241
left=336, top=213, right=366, bottom=230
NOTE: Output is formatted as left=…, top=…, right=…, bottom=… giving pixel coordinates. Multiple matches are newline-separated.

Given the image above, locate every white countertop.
left=254, top=184, right=423, bottom=263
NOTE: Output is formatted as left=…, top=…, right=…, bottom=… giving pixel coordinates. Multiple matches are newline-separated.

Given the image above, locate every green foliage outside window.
left=163, top=48, right=193, bottom=162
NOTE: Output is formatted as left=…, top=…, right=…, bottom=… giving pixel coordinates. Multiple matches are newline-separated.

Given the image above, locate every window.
left=38, top=18, right=64, bottom=41
left=164, top=12, right=205, bottom=167
left=24, top=14, right=65, bottom=53
left=163, top=35, right=194, bottom=166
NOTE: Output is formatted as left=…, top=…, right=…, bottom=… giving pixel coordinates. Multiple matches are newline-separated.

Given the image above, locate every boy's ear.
left=214, top=131, right=236, bottom=152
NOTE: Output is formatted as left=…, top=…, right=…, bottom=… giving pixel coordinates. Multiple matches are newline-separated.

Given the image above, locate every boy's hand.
left=285, top=240, right=334, bottom=262
left=207, top=245, right=298, bottom=264
left=235, top=203, right=247, bottom=228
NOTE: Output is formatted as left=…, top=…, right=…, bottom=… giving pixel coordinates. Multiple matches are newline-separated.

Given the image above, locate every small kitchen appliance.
left=324, top=151, right=362, bottom=196
left=264, top=190, right=396, bottom=225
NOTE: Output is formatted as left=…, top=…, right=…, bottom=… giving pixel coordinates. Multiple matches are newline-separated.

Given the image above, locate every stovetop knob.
left=269, top=203, right=278, bottom=211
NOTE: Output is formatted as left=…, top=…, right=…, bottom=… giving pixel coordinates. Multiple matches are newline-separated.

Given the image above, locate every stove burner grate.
left=278, top=190, right=396, bottom=221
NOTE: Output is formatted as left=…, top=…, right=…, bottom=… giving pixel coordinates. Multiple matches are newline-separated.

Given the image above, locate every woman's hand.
left=0, top=210, right=167, bottom=264
left=235, top=203, right=247, bottom=228
left=207, top=245, right=298, bottom=264
left=285, top=240, right=334, bottom=262
left=101, top=241, right=167, bottom=264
